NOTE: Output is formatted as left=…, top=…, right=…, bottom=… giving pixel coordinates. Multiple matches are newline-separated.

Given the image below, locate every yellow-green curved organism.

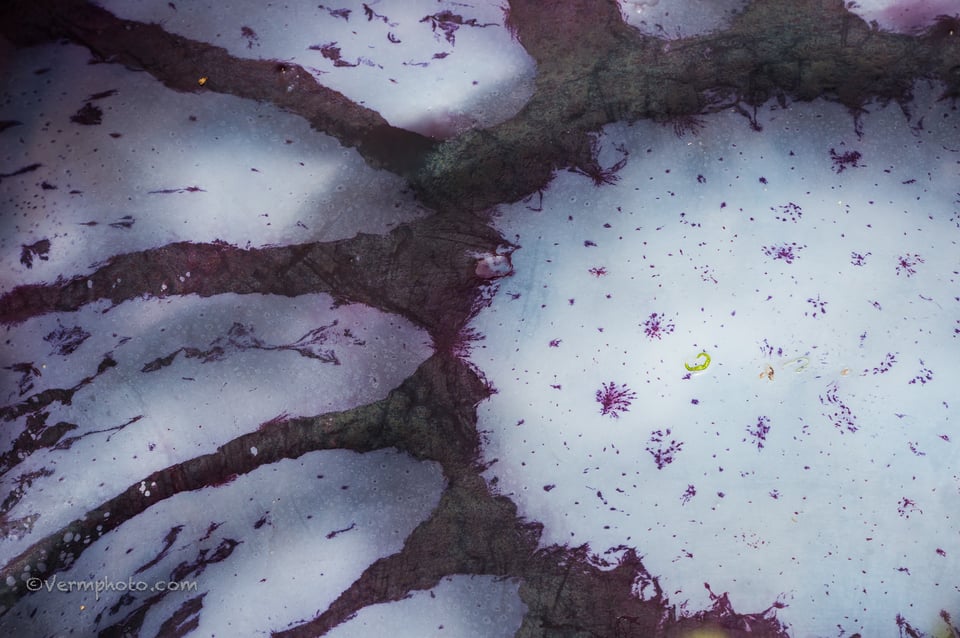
left=684, top=351, right=711, bottom=372
left=784, top=356, right=809, bottom=372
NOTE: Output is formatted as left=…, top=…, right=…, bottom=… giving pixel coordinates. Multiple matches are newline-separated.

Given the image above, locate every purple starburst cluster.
left=745, top=416, right=772, bottom=450
left=641, top=312, right=675, bottom=340
left=762, top=242, right=805, bottom=264
left=646, top=428, right=684, bottom=469
left=595, top=381, right=637, bottom=418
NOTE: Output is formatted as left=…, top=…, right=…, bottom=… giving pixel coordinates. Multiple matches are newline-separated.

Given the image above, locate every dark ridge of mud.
left=0, top=214, right=505, bottom=344
left=411, top=0, right=959, bottom=212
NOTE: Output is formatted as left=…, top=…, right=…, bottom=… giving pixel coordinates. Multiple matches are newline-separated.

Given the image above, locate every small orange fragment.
left=198, top=76, right=208, bottom=86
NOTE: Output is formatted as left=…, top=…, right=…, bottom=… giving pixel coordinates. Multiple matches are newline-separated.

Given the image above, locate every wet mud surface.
left=1, top=0, right=958, bottom=636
